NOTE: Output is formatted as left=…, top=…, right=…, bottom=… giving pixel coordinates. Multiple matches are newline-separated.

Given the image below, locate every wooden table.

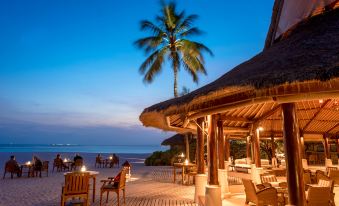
left=173, top=163, right=196, bottom=184
left=64, top=170, right=99, bottom=203
left=63, top=161, right=73, bottom=171
left=20, top=163, right=34, bottom=177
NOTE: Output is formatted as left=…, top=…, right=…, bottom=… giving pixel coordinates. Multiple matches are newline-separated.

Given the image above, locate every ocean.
left=0, top=144, right=168, bottom=154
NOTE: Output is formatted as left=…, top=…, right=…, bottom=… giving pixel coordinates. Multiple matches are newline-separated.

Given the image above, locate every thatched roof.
left=161, top=133, right=185, bottom=146
left=140, top=8, right=339, bottom=135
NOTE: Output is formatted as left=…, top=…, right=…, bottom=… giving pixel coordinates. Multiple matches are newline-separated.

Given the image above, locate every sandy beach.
left=0, top=152, right=200, bottom=206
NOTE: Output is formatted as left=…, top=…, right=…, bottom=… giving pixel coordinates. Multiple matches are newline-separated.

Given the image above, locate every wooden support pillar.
left=185, top=133, right=190, bottom=162
left=300, top=131, right=305, bottom=159
left=207, top=115, right=218, bottom=185
left=253, top=128, right=261, bottom=167
left=217, top=119, right=225, bottom=169
left=225, top=135, right=230, bottom=161
left=246, top=135, right=251, bottom=160
left=323, top=134, right=330, bottom=159
left=336, top=139, right=339, bottom=158
left=271, top=136, right=276, bottom=158
left=282, top=103, right=305, bottom=206
left=197, top=117, right=205, bottom=174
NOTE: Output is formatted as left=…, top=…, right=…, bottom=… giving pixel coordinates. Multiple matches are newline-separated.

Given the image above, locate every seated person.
left=74, top=153, right=83, bottom=162
left=5, top=155, right=22, bottom=177
left=95, top=154, right=103, bottom=167
left=72, top=153, right=83, bottom=170
left=33, top=156, right=43, bottom=177
left=54, top=154, right=69, bottom=171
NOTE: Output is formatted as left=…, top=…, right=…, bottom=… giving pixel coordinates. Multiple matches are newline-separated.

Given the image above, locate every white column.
left=195, top=174, right=208, bottom=203
left=205, top=185, right=222, bottom=206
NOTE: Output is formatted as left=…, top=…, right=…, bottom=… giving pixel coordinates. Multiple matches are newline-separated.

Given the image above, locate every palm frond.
left=175, top=14, right=199, bottom=33
left=134, top=36, right=165, bottom=53
left=143, top=50, right=166, bottom=83
left=140, top=20, right=165, bottom=35
left=179, top=27, right=204, bottom=37
left=139, top=47, right=168, bottom=75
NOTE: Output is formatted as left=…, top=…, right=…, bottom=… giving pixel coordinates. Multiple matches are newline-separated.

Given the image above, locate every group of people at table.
left=3, top=153, right=122, bottom=179
left=3, top=155, right=47, bottom=178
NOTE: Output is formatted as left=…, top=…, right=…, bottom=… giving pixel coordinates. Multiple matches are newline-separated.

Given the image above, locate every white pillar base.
left=325, top=158, right=333, bottom=167
left=194, top=174, right=207, bottom=203
left=218, top=169, right=230, bottom=198
left=205, top=185, right=222, bottom=206
left=251, top=164, right=263, bottom=184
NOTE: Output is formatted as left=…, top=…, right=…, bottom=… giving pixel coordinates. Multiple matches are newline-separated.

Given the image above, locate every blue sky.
left=0, top=0, right=274, bottom=145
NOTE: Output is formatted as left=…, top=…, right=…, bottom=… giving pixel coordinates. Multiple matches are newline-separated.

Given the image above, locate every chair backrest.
left=242, top=179, right=257, bottom=201
left=75, top=159, right=83, bottom=167
left=306, top=186, right=331, bottom=206
left=96, top=157, right=102, bottom=163
left=119, top=169, right=127, bottom=189
left=304, top=170, right=312, bottom=184
left=4, top=162, right=17, bottom=173
left=64, top=172, right=90, bottom=195
left=42, top=161, right=49, bottom=171
left=326, top=166, right=337, bottom=174
left=260, top=174, right=278, bottom=184
left=53, top=158, right=62, bottom=166
left=328, top=169, right=339, bottom=184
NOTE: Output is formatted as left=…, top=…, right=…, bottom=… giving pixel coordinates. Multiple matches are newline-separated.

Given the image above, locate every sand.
left=0, top=152, right=203, bottom=206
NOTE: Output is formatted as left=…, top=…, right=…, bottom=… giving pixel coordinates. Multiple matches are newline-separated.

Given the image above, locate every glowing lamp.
left=184, top=159, right=189, bottom=165
left=26, top=161, right=31, bottom=165
left=63, top=158, right=67, bottom=162
left=180, top=153, right=185, bottom=158
left=81, top=166, right=86, bottom=172
left=109, top=156, right=113, bottom=160
left=257, top=127, right=264, bottom=131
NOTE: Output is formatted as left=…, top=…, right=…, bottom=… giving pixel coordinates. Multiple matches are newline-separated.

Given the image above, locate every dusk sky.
left=0, top=0, right=274, bottom=145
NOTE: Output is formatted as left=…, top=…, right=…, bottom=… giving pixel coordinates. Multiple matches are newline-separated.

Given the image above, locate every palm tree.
left=135, top=1, right=213, bottom=97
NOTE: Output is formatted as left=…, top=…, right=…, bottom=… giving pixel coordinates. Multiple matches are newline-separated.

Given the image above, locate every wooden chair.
left=100, top=169, right=127, bottom=206
left=242, top=178, right=278, bottom=206
left=328, top=169, right=339, bottom=185
left=327, top=166, right=338, bottom=174
left=41, top=161, right=49, bottom=177
left=260, top=174, right=287, bottom=188
left=61, top=172, right=90, bottom=206
left=3, top=162, right=21, bottom=179
left=186, top=166, right=197, bottom=185
left=53, top=159, right=63, bottom=172
left=72, top=159, right=84, bottom=171
left=95, top=157, right=104, bottom=168
left=306, top=186, right=331, bottom=206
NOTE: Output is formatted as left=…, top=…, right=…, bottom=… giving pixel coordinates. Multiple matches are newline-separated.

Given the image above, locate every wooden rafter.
left=219, top=115, right=252, bottom=123
left=302, top=99, right=331, bottom=132
left=327, top=123, right=339, bottom=133
left=253, top=105, right=281, bottom=124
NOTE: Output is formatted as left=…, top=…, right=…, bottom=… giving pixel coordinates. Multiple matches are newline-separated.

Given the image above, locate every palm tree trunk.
left=174, top=67, right=178, bottom=97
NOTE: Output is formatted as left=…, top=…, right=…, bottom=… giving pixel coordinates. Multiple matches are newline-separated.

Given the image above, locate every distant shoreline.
left=0, top=144, right=168, bottom=154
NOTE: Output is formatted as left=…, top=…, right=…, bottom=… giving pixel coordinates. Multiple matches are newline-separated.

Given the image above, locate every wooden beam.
left=281, top=103, right=306, bottom=205
left=196, top=117, right=205, bottom=174
left=246, top=135, right=251, bottom=160
left=327, top=123, right=339, bottom=133
left=185, top=134, right=190, bottom=162
left=207, top=115, right=218, bottom=185
left=323, top=134, right=330, bottom=159
left=303, top=99, right=331, bottom=132
left=217, top=118, right=225, bottom=169
left=225, top=135, right=230, bottom=161
left=264, top=0, right=285, bottom=50
left=271, top=136, right=276, bottom=158
left=253, top=105, right=281, bottom=124
left=219, top=115, right=252, bottom=123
